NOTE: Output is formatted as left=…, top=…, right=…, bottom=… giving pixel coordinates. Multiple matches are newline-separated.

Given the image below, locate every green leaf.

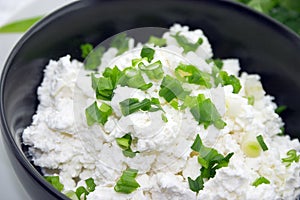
left=0, top=16, right=43, bottom=33
left=247, top=95, right=255, bottom=105
left=116, top=134, right=138, bottom=158
left=114, top=168, right=140, bottom=194
left=85, top=101, right=112, bottom=126
left=80, top=43, right=94, bottom=59
left=111, top=33, right=130, bottom=55
left=282, top=149, right=300, bottom=167
left=44, top=176, right=64, bottom=192
left=161, top=113, right=168, bottom=122
left=84, top=46, right=105, bottom=70
left=138, top=60, right=164, bottom=80
left=148, top=36, right=167, bottom=47
left=188, top=134, right=234, bottom=193
left=119, top=68, right=152, bottom=90
left=218, top=71, right=242, bottom=94
left=119, top=98, right=163, bottom=116
left=175, top=63, right=212, bottom=88
left=159, top=75, right=190, bottom=102
left=76, top=186, right=89, bottom=200
left=171, top=32, right=203, bottom=54
left=140, top=46, right=155, bottom=62
left=256, top=135, right=268, bottom=151
left=252, top=176, right=270, bottom=187
left=275, top=105, right=287, bottom=114
left=85, top=178, right=96, bottom=192
left=188, top=176, right=204, bottom=193
left=190, top=95, right=226, bottom=129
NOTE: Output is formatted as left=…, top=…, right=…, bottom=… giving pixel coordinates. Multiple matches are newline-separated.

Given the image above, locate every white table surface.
left=0, top=1, right=77, bottom=199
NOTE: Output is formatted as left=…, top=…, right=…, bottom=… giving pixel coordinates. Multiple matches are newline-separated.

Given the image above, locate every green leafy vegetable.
left=275, top=105, right=287, bottom=114
left=188, top=134, right=234, bottom=193
left=111, top=33, right=130, bottom=55
left=85, top=101, right=112, bottom=126
left=44, top=176, right=64, bottom=192
left=114, top=168, right=140, bottom=194
left=247, top=95, right=255, bottom=105
left=116, top=134, right=138, bottom=158
left=175, top=63, right=212, bottom=88
left=0, top=16, right=43, bottom=33
left=159, top=75, right=190, bottom=102
left=171, top=32, right=203, bottom=54
left=282, top=149, right=300, bottom=167
left=189, top=94, right=226, bottom=129
left=148, top=36, right=167, bottom=47
left=80, top=43, right=94, bottom=59
left=138, top=60, right=164, bottom=80
left=140, top=46, right=155, bottom=62
left=188, top=176, right=204, bottom=193
left=218, top=71, right=242, bottom=94
left=85, top=178, right=96, bottom=192
left=119, top=68, right=152, bottom=90
left=74, top=178, right=96, bottom=200
left=119, top=98, right=162, bottom=116
left=256, top=135, right=268, bottom=151
left=76, top=186, right=89, bottom=200
left=84, top=46, right=105, bottom=70
left=252, top=176, right=270, bottom=187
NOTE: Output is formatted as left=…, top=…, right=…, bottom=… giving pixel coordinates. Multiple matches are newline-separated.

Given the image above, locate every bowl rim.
left=1, top=0, right=300, bottom=198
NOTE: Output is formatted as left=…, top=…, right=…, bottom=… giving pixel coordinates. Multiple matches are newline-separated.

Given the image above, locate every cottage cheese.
left=22, top=24, right=300, bottom=199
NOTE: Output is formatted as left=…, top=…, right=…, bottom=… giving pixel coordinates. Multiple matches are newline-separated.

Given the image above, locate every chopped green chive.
left=256, top=135, right=268, bottom=151
left=140, top=46, right=155, bottom=62
left=252, top=176, right=270, bottom=187
left=114, top=168, right=140, bottom=194
left=282, top=149, right=300, bottom=167
left=218, top=71, right=241, bottom=94
left=119, top=98, right=163, bottom=116
left=189, top=134, right=234, bottom=193
left=247, top=95, right=255, bottom=105
left=148, top=36, right=167, bottom=47
left=111, top=33, right=130, bottom=55
left=80, top=43, right=94, bottom=59
left=171, top=32, right=203, bottom=54
left=84, top=46, right=105, bottom=70
left=138, top=60, right=164, bottom=80
left=44, top=176, right=64, bottom=192
left=275, top=105, right=287, bottom=114
left=175, top=63, right=212, bottom=88
left=85, top=101, right=112, bottom=126
left=116, top=134, right=138, bottom=158
left=159, top=75, right=190, bottom=102
left=161, top=113, right=168, bottom=122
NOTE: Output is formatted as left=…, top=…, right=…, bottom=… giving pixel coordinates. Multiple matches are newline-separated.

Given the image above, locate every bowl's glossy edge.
left=1, top=0, right=300, bottom=199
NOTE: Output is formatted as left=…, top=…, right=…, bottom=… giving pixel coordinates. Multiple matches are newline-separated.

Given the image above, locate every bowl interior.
left=1, top=0, right=300, bottom=198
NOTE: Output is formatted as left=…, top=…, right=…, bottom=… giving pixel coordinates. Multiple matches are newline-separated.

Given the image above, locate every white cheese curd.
left=22, top=24, right=300, bottom=200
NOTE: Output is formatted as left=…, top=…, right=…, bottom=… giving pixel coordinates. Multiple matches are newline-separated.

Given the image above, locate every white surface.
left=0, top=0, right=77, bottom=199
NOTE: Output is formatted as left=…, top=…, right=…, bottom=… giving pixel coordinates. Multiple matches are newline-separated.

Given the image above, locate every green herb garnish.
left=84, top=46, right=105, bottom=70
left=45, top=176, right=64, bottom=192
left=282, top=149, right=300, bottom=167
left=161, top=113, right=168, bottom=122
left=256, top=135, right=268, bottom=151
left=189, top=94, right=226, bottom=129
left=159, top=75, right=190, bottom=102
left=148, top=36, right=167, bottom=47
left=140, top=46, right=155, bottom=62
left=116, top=134, right=138, bottom=158
left=119, top=68, right=152, bottom=90
left=218, top=71, right=241, bottom=94
left=111, top=33, right=130, bottom=55
left=188, top=134, right=234, bottom=193
left=85, top=101, right=112, bottom=126
left=75, top=178, right=96, bottom=200
left=171, top=32, right=203, bottom=54
left=247, top=95, right=255, bottom=105
left=138, top=60, right=164, bottom=80
left=119, top=98, right=162, bottom=116
left=175, top=63, right=212, bottom=88
left=80, top=43, right=94, bottom=59
left=252, top=176, right=270, bottom=187
left=114, top=168, right=140, bottom=194
left=275, top=105, right=287, bottom=114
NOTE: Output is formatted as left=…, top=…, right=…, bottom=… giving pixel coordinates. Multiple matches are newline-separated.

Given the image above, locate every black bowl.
left=1, top=0, right=300, bottom=199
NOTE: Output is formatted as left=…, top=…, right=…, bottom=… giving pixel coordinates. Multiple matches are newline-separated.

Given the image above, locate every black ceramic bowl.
left=1, top=0, right=300, bottom=199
